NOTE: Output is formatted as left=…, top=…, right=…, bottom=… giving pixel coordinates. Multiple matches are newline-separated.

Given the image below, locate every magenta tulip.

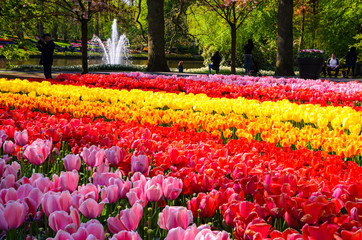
left=63, top=154, right=81, bottom=171
left=93, top=170, right=122, bottom=186
left=158, top=206, right=193, bottom=230
left=3, top=140, right=15, bottom=155
left=80, top=145, right=105, bottom=168
left=131, top=154, right=149, bottom=174
left=107, top=202, right=143, bottom=233
left=42, top=191, right=73, bottom=216
left=79, top=198, right=105, bottom=219
left=105, top=146, right=125, bottom=166
left=14, top=130, right=28, bottom=147
left=0, top=200, right=27, bottom=230
left=110, top=231, right=142, bottom=240
left=60, top=171, right=79, bottom=193
left=164, top=176, right=183, bottom=200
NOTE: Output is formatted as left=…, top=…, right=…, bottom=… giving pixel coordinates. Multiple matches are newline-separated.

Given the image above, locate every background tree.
left=195, top=0, right=264, bottom=74
left=146, top=0, right=170, bottom=72
left=275, top=0, right=295, bottom=76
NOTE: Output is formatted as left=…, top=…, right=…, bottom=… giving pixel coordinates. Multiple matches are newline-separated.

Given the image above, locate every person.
left=208, top=51, right=221, bottom=74
left=178, top=61, right=184, bottom=73
left=346, top=47, right=357, bottom=78
left=36, top=33, right=55, bottom=79
left=243, top=39, right=254, bottom=75
left=326, top=53, right=340, bottom=78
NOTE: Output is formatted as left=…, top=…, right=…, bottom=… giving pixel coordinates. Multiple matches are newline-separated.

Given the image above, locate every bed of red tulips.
left=1, top=73, right=362, bottom=240
left=26, top=73, right=362, bottom=110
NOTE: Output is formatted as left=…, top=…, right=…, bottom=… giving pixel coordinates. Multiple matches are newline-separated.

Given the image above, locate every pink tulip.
left=79, top=198, right=105, bottom=219
left=0, top=159, right=5, bottom=177
left=105, top=146, right=125, bottom=166
left=78, top=183, right=100, bottom=201
left=101, top=185, right=119, bottom=203
left=63, top=154, right=81, bottom=171
left=80, top=145, right=105, bottom=168
left=93, top=170, right=122, bottom=186
left=145, top=175, right=164, bottom=202
left=126, top=185, right=148, bottom=207
left=164, top=176, right=183, bottom=200
left=48, top=208, right=80, bottom=233
left=23, top=139, right=52, bottom=165
left=0, top=200, right=27, bottom=230
left=14, top=130, right=28, bottom=147
left=32, top=176, right=55, bottom=193
left=165, top=224, right=211, bottom=240
left=0, top=130, right=7, bottom=146
left=77, top=219, right=105, bottom=240
left=109, top=178, right=131, bottom=199
left=110, top=231, right=142, bottom=240
left=3, top=140, right=15, bottom=155
left=48, top=230, right=73, bottom=240
left=42, top=191, right=73, bottom=216
left=131, top=154, right=149, bottom=174
left=0, top=175, right=15, bottom=189
left=107, top=202, right=143, bottom=233
left=158, top=206, right=193, bottom=230
left=60, top=171, right=79, bottom=193
left=3, top=162, right=20, bottom=180
left=195, top=229, right=230, bottom=240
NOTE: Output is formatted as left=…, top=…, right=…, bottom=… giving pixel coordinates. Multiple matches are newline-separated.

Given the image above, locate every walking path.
left=0, top=70, right=361, bottom=82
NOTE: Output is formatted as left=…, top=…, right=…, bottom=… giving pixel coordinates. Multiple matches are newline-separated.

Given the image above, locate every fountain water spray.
left=91, top=19, right=131, bottom=65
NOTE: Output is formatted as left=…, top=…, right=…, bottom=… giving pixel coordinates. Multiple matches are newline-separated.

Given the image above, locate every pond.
left=0, top=57, right=205, bottom=69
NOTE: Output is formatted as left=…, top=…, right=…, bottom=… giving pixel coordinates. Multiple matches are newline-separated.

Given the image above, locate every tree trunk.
left=81, top=19, right=89, bottom=74
left=147, top=0, right=169, bottom=72
left=275, top=0, right=295, bottom=76
left=230, top=23, right=236, bottom=74
left=298, top=0, right=305, bottom=52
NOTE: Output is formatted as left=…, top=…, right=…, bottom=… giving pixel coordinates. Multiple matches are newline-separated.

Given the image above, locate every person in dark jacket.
left=243, top=39, right=254, bottom=75
left=346, top=47, right=357, bottom=78
left=36, top=33, right=55, bottom=79
left=208, top=51, right=222, bottom=74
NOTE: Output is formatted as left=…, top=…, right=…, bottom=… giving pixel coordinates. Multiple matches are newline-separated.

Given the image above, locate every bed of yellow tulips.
left=1, top=78, right=361, bottom=159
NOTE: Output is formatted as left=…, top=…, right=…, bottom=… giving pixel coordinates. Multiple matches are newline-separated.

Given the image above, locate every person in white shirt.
left=327, top=53, right=340, bottom=78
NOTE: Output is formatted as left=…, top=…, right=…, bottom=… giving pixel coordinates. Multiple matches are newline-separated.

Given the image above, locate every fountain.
left=91, top=19, right=131, bottom=65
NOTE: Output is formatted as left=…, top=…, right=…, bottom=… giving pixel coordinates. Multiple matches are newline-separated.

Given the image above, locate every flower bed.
left=1, top=74, right=362, bottom=239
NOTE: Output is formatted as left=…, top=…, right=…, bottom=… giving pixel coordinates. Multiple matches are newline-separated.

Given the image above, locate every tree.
left=275, top=0, right=295, bottom=76
left=48, top=0, right=129, bottom=74
left=146, top=0, right=170, bottom=72
left=196, top=0, right=264, bottom=74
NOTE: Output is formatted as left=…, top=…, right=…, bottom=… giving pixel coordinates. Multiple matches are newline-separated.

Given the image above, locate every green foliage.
left=0, top=45, right=30, bottom=68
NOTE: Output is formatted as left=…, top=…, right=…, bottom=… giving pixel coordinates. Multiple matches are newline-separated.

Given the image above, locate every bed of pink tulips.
left=1, top=73, right=362, bottom=240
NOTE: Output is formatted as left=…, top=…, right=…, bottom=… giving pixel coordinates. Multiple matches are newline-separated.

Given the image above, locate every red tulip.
left=302, top=221, right=338, bottom=240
